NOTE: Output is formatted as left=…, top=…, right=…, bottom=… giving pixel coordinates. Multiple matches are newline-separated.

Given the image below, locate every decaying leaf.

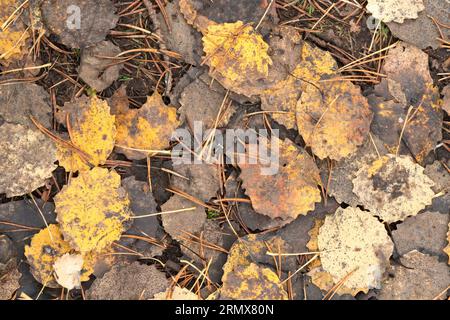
left=57, top=95, right=116, bottom=172
left=171, top=163, right=221, bottom=202
left=296, top=80, right=373, bottom=160
left=318, top=207, right=394, bottom=291
left=0, top=83, right=52, bottom=129
left=87, top=262, right=169, bottom=300
left=113, top=92, right=180, bottom=160
left=220, top=263, right=288, bottom=300
left=0, top=123, right=57, bottom=197
left=239, top=137, right=322, bottom=220
left=320, top=135, right=387, bottom=206
left=79, top=41, right=123, bottom=92
left=366, top=0, right=424, bottom=23
left=53, top=253, right=84, bottom=290
left=442, top=85, right=450, bottom=115
left=54, top=167, right=131, bottom=252
left=369, top=43, right=443, bottom=164
left=305, top=218, right=325, bottom=270
left=308, top=267, right=365, bottom=297
left=445, top=223, right=450, bottom=264
left=161, top=195, right=206, bottom=241
left=0, top=268, right=20, bottom=300
left=352, top=155, right=435, bottom=223
left=24, top=225, right=87, bottom=287
left=386, top=0, right=450, bottom=49
left=379, top=250, right=450, bottom=300
left=423, top=161, right=450, bottom=214
left=41, top=0, right=119, bottom=48
left=159, top=0, right=203, bottom=66
left=178, top=77, right=237, bottom=130
left=153, top=286, right=199, bottom=300
left=392, top=211, right=449, bottom=257
left=260, top=41, right=337, bottom=130
left=0, top=0, right=30, bottom=65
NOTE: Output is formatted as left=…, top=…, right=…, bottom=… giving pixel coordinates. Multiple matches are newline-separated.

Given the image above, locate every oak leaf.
left=54, top=168, right=132, bottom=252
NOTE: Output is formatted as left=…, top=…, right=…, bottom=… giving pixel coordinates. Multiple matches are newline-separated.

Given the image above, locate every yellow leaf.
left=54, top=167, right=131, bottom=252
left=221, top=263, right=288, bottom=300
left=24, top=224, right=94, bottom=288
left=57, top=96, right=116, bottom=172
left=0, top=0, right=29, bottom=65
left=305, top=218, right=325, bottom=270
left=114, top=92, right=180, bottom=160
left=296, top=80, right=373, bottom=160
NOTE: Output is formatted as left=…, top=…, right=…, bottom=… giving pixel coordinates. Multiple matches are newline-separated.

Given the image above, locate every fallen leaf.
left=379, top=250, right=450, bottom=300
left=54, top=167, right=131, bottom=252
left=308, top=267, right=365, bottom=297
left=53, top=253, right=84, bottom=290
left=56, top=95, right=116, bottom=172
left=0, top=0, right=30, bottom=65
left=153, top=286, right=199, bottom=300
left=442, top=85, right=450, bottom=115
left=0, top=268, right=20, bottom=300
left=366, top=0, right=424, bottom=23
left=114, top=92, right=180, bottom=160
left=171, top=163, right=221, bottom=202
left=352, top=155, right=435, bottom=223
left=296, top=80, right=373, bottom=160
left=320, top=135, right=387, bottom=206
left=423, top=161, right=450, bottom=214
left=24, top=225, right=88, bottom=287
left=87, top=262, right=169, bottom=300
left=305, top=218, right=325, bottom=270
left=79, top=41, right=123, bottom=92
left=41, top=0, right=119, bottom=48
left=220, top=263, right=288, bottom=300
left=179, top=77, right=236, bottom=130
left=161, top=195, right=206, bottom=242
left=318, top=207, right=394, bottom=291
left=239, top=137, right=322, bottom=220
left=392, top=211, right=449, bottom=257
left=0, top=123, right=57, bottom=197
left=445, top=223, right=450, bottom=264
left=386, top=0, right=450, bottom=49
left=0, top=83, right=53, bottom=129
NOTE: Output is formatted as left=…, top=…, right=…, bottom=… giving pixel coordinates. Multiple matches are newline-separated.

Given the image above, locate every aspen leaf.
left=318, top=207, right=394, bottom=291
left=53, top=253, right=84, bottom=290
left=114, top=92, right=180, bottom=160
left=305, top=218, right=325, bottom=270
left=379, top=250, right=450, bottom=300
left=296, top=80, right=373, bottom=160
left=445, top=224, right=450, bottom=264
left=352, top=155, right=435, bottom=223
left=366, top=0, right=424, bottom=23
left=41, top=0, right=119, bottom=48
left=153, top=286, right=199, bottom=300
left=308, top=267, right=366, bottom=297
left=0, top=0, right=30, bottom=65
left=0, top=123, right=57, bottom=197
left=57, top=96, right=116, bottom=172
left=24, top=225, right=94, bottom=288
left=221, top=263, right=288, bottom=300
left=239, top=137, right=322, bottom=220
left=54, top=168, right=132, bottom=252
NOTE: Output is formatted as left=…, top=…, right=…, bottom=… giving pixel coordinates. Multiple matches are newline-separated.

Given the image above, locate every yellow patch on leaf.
left=203, top=21, right=272, bottom=87
left=114, top=92, right=180, bottom=160
left=0, top=0, right=30, bottom=65
left=308, top=267, right=367, bottom=297
left=57, top=96, right=116, bottom=172
left=24, top=224, right=95, bottom=288
left=221, top=263, right=288, bottom=300
left=54, top=167, right=131, bottom=252
left=305, top=218, right=325, bottom=270
left=296, top=80, right=373, bottom=160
